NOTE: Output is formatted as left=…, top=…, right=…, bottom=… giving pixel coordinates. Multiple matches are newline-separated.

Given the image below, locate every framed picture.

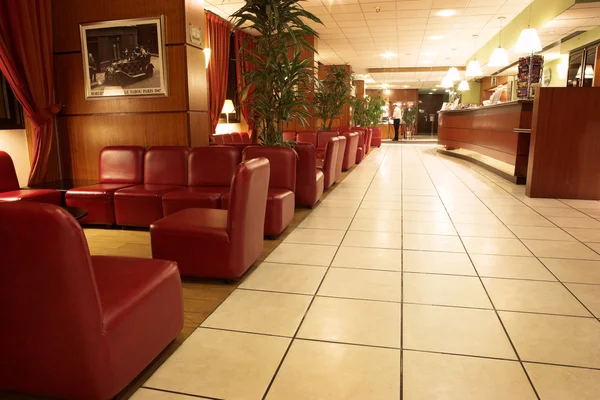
left=79, top=16, right=168, bottom=99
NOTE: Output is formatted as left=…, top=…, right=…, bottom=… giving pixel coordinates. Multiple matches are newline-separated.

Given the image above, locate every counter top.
left=438, top=100, right=533, bottom=114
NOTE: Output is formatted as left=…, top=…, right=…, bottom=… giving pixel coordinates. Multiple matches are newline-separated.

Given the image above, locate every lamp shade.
left=465, top=60, right=482, bottom=77
left=441, top=75, right=454, bottom=88
left=221, top=99, right=235, bottom=114
left=446, top=66, right=461, bottom=82
left=488, top=46, right=509, bottom=67
left=457, top=80, right=470, bottom=91
left=515, top=28, right=542, bottom=54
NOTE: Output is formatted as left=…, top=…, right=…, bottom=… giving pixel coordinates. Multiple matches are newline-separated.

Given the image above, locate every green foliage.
left=402, top=103, right=417, bottom=127
left=231, top=0, right=322, bottom=146
left=350, top=93, right=386, bottom=127
left=314, top=65, right=353, bottom=130
left=349, top=96, right=367, bottom=127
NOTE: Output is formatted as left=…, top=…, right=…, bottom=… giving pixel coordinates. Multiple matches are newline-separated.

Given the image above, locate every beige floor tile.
left=455, top=223, right=516, bottom=238
left=201, top=290, right=311, bottom=336
left=403, top=304, right=516, bottom=359
left=298, top=297, right=401, bottom=348
left=145, top=329, right=290, bottom=400
left=499, top=311, right=600, bottom=368
left=131, top=388, right=202, bottom=399
left=482, top=278, right=591, bottom=317
left=449, top=212, right=501, bottom=225
left=403, top=273, right=492, bottom=309
left=444, top=202, right=491, bottom=214
left=547, top=216, right=600, bottom=229
left=586, top=242, right=600, bottom=254
left=403, top=233, right=465, bottom=253
left=318, top=199, right=361, bottom=209
left=349, top=218, right=402, bottom=233
left=332, top=246, right=402, bottom=271
left=266, top=340, right=400, bottom=400
left=497, top=214, right=553, bottom=227
left=565, top=283, right=600, bottom=318
left=342, top=230, right=402, bottom=249
left=238, top=262, right=327, bottom=295
left=540, top=258, right=600, bottom=284
left=309, top=206, right=357, bottom=218
left=354, top=208, right=403, bottom=221
left=523, top=240, right=600, bottom=260
left=508, top=225, right=575, bottom=241
left=403, top=210, right=451, bottom=222
left=517, top=197, right=568, bottom=207
left=403, top=351, right=537, bottom=400
left=403, top=189, right=438, bottom=197
left=525, top=363, right=600, bottom=400
left=403, top=250, right=476, bottom=275
left=462, top=237, right=532, bottom=256
left=402, top=220, right=457, bottom=235
left=298, top=216, right=352, bottom=230
left=265, top=243, right=338, bottom=266
left=564, top=227, right=600, bottom=242
left=533, top=207, right=588, bottom=218
left=360, top=200, right=403, bottom=210
left=403, top=202, right=446, bottom=212
left=470, top=254, right=556, bottom=281
left=318, top=268, right=402, bottom=302
left=283, top=228, right=346, bottom=246
left=403, top=195, right=442, bottom=204
left=559, top=199, right=600, bottom=209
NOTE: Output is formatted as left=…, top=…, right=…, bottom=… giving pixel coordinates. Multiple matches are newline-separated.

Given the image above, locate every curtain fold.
left=234, top=29, right=257, bottom=138
left=0, top=0, right=62, bottom=185
left=205, top=12, right=231, bottom=134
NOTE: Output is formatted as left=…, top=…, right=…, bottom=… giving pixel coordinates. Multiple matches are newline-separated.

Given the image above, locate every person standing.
left=392, top=104, right=402, bottom=141
left=88, top=53, right=96, bottom=83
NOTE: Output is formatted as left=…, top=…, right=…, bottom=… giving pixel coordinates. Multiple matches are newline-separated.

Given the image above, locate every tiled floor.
left=134, top=144, right=600, bottom=399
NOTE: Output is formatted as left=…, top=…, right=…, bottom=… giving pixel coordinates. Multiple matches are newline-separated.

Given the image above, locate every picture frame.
left=79, top=16, right=168, bottom=99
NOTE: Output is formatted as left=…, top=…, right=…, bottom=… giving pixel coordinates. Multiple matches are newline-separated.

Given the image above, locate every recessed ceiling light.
left=381, top=83, right=389, bottom=89
left=380, top=51, right=396, bottom=59
left=429, top=92, right=433, bottom=94
left=429, top=36, right=443, bottom=40
left=436, top=9, right=456, bottom=17
left=421, top=52, right=437, bottom=56
left=403, top=85, right=409, bottom=88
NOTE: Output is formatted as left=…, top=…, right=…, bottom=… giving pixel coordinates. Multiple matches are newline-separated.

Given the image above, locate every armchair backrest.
left=214, top=135, right=225, bottom=145
left=188, top=146, right=240, bottom=187
left=335, top=136, right=346, bottom=182
left=0, top=151, right=19, bottom=192
left=296, top=131, right=317, bottom=147
left=283, top=130, right=297, bottom=142
left=144, top=146, right=189, bottom=186
left=231, top=133, right=243, bottom=143
left=340, top=132, right=359, bottom=169
left=99, top=146, right=145, bottom=184
left=0, top=202, right=106, bottom=391
left=222, top=134, right=234, bottom=144
left=322, top=137, right=340, bottom=189
left=240, top=132, right=252, bottom=143
left=317, top=131, right=339, bottom=149
left=242, top=146, right=296, bottom=192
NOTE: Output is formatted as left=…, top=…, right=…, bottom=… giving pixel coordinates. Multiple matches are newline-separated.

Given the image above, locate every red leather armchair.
left=355, top=129, right=366, bottom=163
left=66, top=146, right=144, bottom=225
left=283, top=130, right=296, bottom=142
left=296, top=131, right=317, bottom=147
left=214, top=135, right=225, bottom=145
left=0, top=151, right=61, bottom=204
left=339, top=131, right=358, bottom=170
left=231, top=133, right=243, bottom=143
left=150, top=158, right=270, bottom=279
left=294, top=143, right=324, bottom=208
left=318, top=137, right=340, bottom=190
left=364, top=128, right=373, bottom=153
left=371, top=127, right=382, bottom=147
left=0, top=202, right=183, bottom=400
left=221, top=134, right=234, bottom=144
left=335, top=135, right=346, bottom=182
left=240, top=132, right=252, bottom=143
left=230, top=146, right=296, bottom=238
left=162, top=146, right=240, bottom=216
left=316, top=131, right=339, bottom=159
left=114, top=146, right=189, bottom=227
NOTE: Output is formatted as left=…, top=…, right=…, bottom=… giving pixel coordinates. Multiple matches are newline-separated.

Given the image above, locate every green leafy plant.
left=402, top=103, right=418, bottom=135
left=232, top=0, right=322, bottom=146
left=364, top=95, right=386, bottom=127
left=314, top=65, right=353, bottom=130
left=349, top=96, right=367, bottom=127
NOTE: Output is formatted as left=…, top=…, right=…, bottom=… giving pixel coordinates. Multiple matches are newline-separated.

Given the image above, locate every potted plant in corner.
left=231, top=0, right=322, bottom=146
left=314, top=65, right=353, bottom=130
left=402, top=103, right=417, bottom=138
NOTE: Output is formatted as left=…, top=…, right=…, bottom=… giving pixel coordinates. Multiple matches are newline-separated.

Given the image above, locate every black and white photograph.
left=79, top=17, right=167, bottom=99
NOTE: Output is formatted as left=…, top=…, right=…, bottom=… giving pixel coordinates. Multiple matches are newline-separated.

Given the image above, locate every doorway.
left=418, top=94, right=444, bottom=135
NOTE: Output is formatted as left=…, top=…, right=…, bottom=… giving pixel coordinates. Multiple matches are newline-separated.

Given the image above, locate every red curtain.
left=205, top=12, right=231, bottom=134
left=0, top=0, right=62, bottom=185
left=234, top=30, right=257, bottom=137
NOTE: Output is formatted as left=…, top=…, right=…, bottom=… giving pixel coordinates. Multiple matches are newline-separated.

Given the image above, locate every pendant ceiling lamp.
left=446, top=67, right=461, bottom=82
left=466, top=35, right=482, bottom=77
left=488, top=17, right=509, bottom=67
left=515, top=2, right=542, bottom=54
left=457, top=80, right=470, bottom=91
left=441, top=75, right=454, bottom=88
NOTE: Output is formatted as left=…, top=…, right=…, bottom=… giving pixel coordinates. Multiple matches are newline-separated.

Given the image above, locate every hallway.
left=136, top=144, right=600, bottom=400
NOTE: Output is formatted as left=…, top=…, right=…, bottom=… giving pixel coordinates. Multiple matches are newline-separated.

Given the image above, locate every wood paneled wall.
left=53, top=0, right=209, bottom=180
left=526, top=87, right=600, bottom=199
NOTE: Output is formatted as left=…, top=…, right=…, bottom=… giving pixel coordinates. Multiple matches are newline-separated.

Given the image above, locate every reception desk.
left=438, top=101, right=533, bottom=182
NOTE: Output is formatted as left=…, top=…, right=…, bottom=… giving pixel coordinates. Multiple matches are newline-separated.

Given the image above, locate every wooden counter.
left=438, top=101, right=533, bottom=178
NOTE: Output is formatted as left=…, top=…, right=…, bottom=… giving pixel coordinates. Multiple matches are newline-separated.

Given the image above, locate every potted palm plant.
left=232, top=0, right=322, bottom=146
left=402, top=103, right=417, bottom=138
left=314, top=65, right=353, bottom=130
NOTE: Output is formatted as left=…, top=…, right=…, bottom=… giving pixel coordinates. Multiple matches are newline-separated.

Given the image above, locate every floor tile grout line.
left=138, top=386, right=224, bottom=399
left=399, top=146, right=405, bottom=400
left=418, top=147, right=542, bottom=400
left=432, top=148, right=600, bottom=323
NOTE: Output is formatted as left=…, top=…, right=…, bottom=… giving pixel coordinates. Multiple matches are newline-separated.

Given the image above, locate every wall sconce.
left=203, top=48, right=211, bottom=69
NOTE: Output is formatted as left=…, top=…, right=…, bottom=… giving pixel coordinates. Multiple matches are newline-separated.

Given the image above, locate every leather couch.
left=283, top=130, right=296, bottom=142
left=296, top=131, right=317, bottom=148
left=318, top=137, right=340, bottom=190
left=114, top=146, right=189, bottom=227
left=227, top=146, right=296, bottom=238
left=66, top=146, right=144, bottom=225
left=335, top=135, right=346, bottom=182
left=231, top=133, right=243, bottom=143
left=294, top=143, right=324, bottom=208
left=355, top=129, right=366, bottom=163
left=150, top=158, right=270, bottom=279
left=339, top=131, right=358, bottom=170
left=371, top=127, right=382, bottom=147
left=162, top=146, right=240, bottom=216
left=316, top=130, right=339, bottom=159
left=0, top=202, right=183, bottom=400
left=240, top=132, right=251, bottom=143
left=0, top=151, right=61, bottom=204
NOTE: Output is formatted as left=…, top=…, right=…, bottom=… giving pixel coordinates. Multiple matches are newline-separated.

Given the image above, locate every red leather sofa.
left=335, top=135, right=346, bottom=182
left=66, top=146, right=144, bottom=225
left=162, top=146, right=240, bottom=216
left=296, top=131, right=317, bottom=147
left=371, top=127, right=382, bottom=147
left=364, top=128, right=373, bottom=153
left=294, top=143, right=324, bottom=208
left=227, top=146, right=296, bottom=238
left=150, top=158, right=270, bottom=279
left=231, top=132, right=243, bottom=143
left=114, top=146, right=189, bottom=227
left=0, top=151, right=61, bottom=204
left=240, top=132, right=251, bottom=143
left=316, top=130, right=339, bottom=159
left=283, top=130, right=296, bottom=142
left=0, top=202, right=183, bottom=400
left=318, top=137, right=340, bottom=190
left=355, top=129, right=366, bottom=163
left=339, top=131, right=358, bottom=170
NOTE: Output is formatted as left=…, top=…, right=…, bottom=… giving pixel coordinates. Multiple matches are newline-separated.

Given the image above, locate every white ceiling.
left=205, top=0, right=600, bottom=90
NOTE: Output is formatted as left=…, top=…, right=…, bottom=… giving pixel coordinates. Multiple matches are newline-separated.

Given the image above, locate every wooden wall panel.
left=526, top=87, right=600, bottom=199
left=57, top=113, right=188, bottom=180
left=185, top=0, right=206, bottom=47
left=188, top=112, right=210, bottom=147
left=186, top=45, right=209, bottom=112
left=52, top=0, right=186, bottom=52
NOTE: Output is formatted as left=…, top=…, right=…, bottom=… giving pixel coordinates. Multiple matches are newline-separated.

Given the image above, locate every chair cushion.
left=65, top=184, right=134, bottom=225
left=151, top=208, right=229, bottom=241
left=114, top=185, right=185, bottom=227
left=115, top=184, right=185, bottom=198
left=0, top=189, right=62, bottom=205
left=162, top=187, right=229, bottom=216
left=66, top=183, right=136, bottom=198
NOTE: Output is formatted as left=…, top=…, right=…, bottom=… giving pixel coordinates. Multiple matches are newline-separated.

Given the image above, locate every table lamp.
left=222, top=99, right=235, bottom=127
